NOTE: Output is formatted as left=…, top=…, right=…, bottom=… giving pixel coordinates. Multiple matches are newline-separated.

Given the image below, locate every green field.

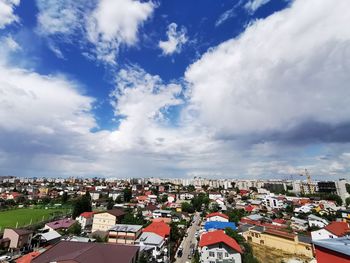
left=0, top=207, right=71, bottom=231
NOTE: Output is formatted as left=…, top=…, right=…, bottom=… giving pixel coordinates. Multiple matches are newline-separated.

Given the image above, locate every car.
left=0, top=255, right=11, bottom=261
left=177, top=250, right=183, bottom=257
left=188, top=254, right=192, bottom=259
left=185, top=233, right=188, bottom=237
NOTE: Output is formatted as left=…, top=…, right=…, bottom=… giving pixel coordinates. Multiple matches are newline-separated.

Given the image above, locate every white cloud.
left=215, top=7, right=236, bottom=27
left=0, top=0, right=20, bottom=29
left=85, top=0, right=154, bottom=64
left=36, top=0, right=85, bottom=36
left=185, top=0, right=350, bottom=138
left=159, top=23, right=187, bottom=55
left=36, top=0, right=155, bottom=64
left=244, top=0, right=271, bottom=13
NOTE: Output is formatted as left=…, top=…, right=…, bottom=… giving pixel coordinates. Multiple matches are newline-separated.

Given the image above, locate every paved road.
left=175, top=212, right=201, bottom=263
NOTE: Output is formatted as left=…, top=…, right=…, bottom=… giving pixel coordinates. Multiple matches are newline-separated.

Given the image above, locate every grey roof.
left=314, top=237, right=350, bottom=256
left=307, top=214, right=329, bottom=223
left=109, top=224, right=143, bottom=232
left=136, top=232, right=164, bottom=246
left=238, top=224, right=254, bottom=233
left=298, top=235, right=312, bottom=244
left=39, top=230, right=61, bottom=241
left=251, top=226, right=265, bottom=233
left=246, top=214, right=263, bottom=221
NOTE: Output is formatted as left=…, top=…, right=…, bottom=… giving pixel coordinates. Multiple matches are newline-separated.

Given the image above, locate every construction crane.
left=299, top=168, right=314, bottom=194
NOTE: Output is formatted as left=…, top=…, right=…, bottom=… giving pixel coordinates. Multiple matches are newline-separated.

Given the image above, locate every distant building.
left=313, top=237, right=350, bottom=263
left=317, top=181, right=337, bottom=194
left=199, top=230, right=242, bottom=263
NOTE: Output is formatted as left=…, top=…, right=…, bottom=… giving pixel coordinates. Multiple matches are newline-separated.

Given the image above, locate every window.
left=217, top=252, right=223, bottom=260
left=260, top=240, right=264, bottom=245
left=209, top=252, right=215, bottom=257
left=225, top=252, right=229, bottom=257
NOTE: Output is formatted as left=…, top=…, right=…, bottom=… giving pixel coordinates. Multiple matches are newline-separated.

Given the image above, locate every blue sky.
left=0, top=0, right=350, bottom=179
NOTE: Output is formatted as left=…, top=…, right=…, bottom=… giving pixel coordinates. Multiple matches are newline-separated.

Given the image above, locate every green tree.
left=67, top=222, right=82, bottom=235
left=326, top=194, right=343, bottom=206
left=123, top=187, right=132, bottom=202
left=346, top=183, right=350, bottom=194
left=72, top=194, right=92, bottom=219
left=181, top=202, right=195, bottom=213
left=345, top=197, right=350, bottom=207
left=161, top=194, right=168, bottom=203
left=107, top=198, right=114, bottom=210
left=226, top=209, right=246, bottom=223
left=210, top=203, right=220, bottom=213
left=170, top=222, right=181, bottom=242
left=61, top=192, right=69, bottom=204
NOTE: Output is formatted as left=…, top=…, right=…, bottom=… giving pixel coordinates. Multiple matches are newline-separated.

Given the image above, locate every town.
left=0, top=175, right=349, bottom=263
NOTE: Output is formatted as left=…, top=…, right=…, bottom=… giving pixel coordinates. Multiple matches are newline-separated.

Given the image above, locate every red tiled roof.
left=272, top=219, right=286, bottom=225
left=324, top=222, right=350, bottom=237
left=199, top=230, right=243, bottom=253
left=16, top=251, right=40, bottom=263
left=245, top=205, right=255, bottom=212
left=143, top=221, right=170, bottom=238
left=80, top=212, right=95, bottom=218
left=206, top=212, right=229, bottom=220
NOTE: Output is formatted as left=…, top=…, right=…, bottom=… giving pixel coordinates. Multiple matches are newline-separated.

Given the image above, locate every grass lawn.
left=0, top=207, right=71, bottom=231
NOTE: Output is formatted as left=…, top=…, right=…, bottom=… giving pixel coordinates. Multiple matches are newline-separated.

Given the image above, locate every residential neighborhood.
left=0, top=176, right=349, bottom=262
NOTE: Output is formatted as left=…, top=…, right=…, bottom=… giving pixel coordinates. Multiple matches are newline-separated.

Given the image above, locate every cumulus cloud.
left=159, top=23, right=187, bottom=55
left=86, top=0, right=154, bottom=64
left=0, top=0, right=20, bottom=29
left=185, top=0, right=350, bottom=142
left=36, top=0, right=155, bottom=63
left=244, top=0, right=271, bottom=13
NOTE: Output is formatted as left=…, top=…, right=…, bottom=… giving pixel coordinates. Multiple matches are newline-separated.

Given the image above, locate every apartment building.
left=108, top=224, right=143, bottom=244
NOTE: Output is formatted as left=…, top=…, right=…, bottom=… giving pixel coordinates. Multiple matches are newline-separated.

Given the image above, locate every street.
left=175, top=212, right=201, bottom=263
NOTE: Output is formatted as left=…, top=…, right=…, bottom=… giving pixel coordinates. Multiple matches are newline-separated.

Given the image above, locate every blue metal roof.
left=204, top=221, right=237, bottom=231
left=313, top=237, right=350, bottom=256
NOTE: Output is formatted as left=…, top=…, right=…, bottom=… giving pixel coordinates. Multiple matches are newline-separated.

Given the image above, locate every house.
left=199, top=230, right=242, bottom=263
left=77, top=211, right=95, bottom=229
left=3, top=228, right=33, bottom=250
left=311, top=221, right=350, bottom=241
left=108, top=224, right=143, bottom=244
left=290, top=217, right=308, bottom=231
left=204, top=221, right=237, bottom=232
left=152, top=210, right=172, bottom=219
left=307, top=214, right=329, bottom=229
left=33, top=230, right=61, bottom=246
left=242, top=227, right=313, bottom=258
left=209, top=192, right=222, bottom=200
left=313, top=237, right=350, bottom=263
left=136, top=232, right=167, bottom=263
left=143, top=221, right=170, bottom=238
left=91, top=209, right=126, bottom=232
left=206, top=212, right=229, bottom=222
left=44, top=218, right=76, bottom=232
left=179, top=193, right=194, bottom=200
left=264, top=196, right=284, bottom=210
left=31, top=241, right=139, bottom=263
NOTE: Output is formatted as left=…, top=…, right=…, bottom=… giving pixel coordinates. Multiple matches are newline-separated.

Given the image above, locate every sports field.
left=0, top=207, right=71, bottom=231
